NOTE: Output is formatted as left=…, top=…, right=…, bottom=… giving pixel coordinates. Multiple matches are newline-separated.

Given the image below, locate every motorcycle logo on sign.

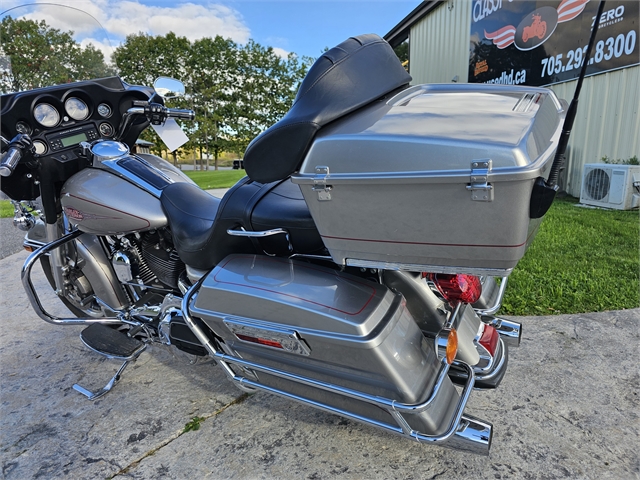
left=484, top=0, right=588, bottom=50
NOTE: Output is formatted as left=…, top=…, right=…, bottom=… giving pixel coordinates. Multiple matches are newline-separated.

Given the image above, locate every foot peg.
left=73, top=323, right=147, bottom=400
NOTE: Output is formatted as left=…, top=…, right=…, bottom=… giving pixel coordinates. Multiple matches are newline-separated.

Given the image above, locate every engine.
left=109, top=228, right=185, bottom=290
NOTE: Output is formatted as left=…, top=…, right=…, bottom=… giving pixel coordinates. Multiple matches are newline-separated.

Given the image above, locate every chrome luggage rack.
left=181, top=278, right=493, bottom=455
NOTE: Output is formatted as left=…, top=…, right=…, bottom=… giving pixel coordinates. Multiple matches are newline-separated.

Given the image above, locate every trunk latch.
left=313, top=166, right=332, bottom=201
left=467, top=160, right=494, bottom=202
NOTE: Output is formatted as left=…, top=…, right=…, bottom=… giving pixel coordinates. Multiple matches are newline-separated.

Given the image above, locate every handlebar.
left=166, top=108, right=195, bottom=120
left=116, top=103, right=195, bottom=141
left=0, top=134, right=34, bottom=177
left=0, top=147, right=22, bottom=177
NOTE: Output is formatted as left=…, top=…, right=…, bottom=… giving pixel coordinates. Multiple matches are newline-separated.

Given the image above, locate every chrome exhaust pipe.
left=444, top=414, right=493, bottom=456
left=488, top=317, right=522, bottom=347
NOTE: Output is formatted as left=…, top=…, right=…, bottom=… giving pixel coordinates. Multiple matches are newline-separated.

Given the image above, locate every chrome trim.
left=474, top=276, right=509, bottom=316
left=181, top=281, right=490, bottom=454
left=289, top=254, right=334, bottom=261
left=98, top=156, right=164, bottom=198
left=227, top=227, right=293, bottom=255
left=21, top=230, right=123, bottom=325
left=227, top=227, right=288, bottom=238
left=475, top=339, right=506, bottom=382
left=73, top=347, right=146, bottom=401
left=346, top=258, right=512, bottom=277
left=485, top=317, right=522, bottom=347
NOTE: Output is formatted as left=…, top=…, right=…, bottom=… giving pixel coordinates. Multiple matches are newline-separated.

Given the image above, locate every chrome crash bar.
left=181, top=279, right=492, bottom=455
left=21, top=230, right=123, bottom=325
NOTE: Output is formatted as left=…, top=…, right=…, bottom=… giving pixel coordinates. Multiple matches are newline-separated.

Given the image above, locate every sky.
left=0, top=0, right=418, bottom=60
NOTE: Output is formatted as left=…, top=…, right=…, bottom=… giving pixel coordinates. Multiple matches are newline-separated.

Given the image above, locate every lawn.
left=184, top=169, right=246, bottom=190
left=501, top=196, right=639, bottom=315
left=1, top=186, right=637, bottom=315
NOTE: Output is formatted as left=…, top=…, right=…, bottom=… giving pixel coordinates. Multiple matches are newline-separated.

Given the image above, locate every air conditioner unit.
left=579, top=164, right=640, bottom=210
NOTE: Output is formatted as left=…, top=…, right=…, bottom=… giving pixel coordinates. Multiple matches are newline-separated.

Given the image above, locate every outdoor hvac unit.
left=579, top=164, right=640, bottom=210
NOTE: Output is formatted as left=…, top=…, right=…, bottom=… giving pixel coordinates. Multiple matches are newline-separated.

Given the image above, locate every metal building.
left=385, top=0, right=640, bottom=198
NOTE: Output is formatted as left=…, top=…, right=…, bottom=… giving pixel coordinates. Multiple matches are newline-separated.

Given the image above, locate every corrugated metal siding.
left=548, top=66, right=640, bottom=197
left=409, top=0, right=470, bottom=84
left=408, top=1, right=639, bottom=198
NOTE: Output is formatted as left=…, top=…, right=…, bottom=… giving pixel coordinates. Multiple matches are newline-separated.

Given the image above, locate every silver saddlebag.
left=190, top=254, right=464, bottom=437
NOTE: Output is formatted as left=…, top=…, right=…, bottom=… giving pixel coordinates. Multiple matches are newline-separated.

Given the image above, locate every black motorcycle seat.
left=251, top=179, right=325, bottom=256
left=160, top=182, right=222, bottom=258
left=161, top=178, right=325, bottom=271
left=243, top=34, right=411, bottom=184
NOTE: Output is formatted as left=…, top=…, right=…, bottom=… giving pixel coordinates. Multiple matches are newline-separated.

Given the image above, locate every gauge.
left=16, top=121, right=31, bottom=135
left=34, top=103, right=60, bottom=127
left=65, top=97, right=89, bottom=121
left=99, top=123, right=114, bottom=137
left=97, top=103, right=112, bottom=118
left=33, top=140, right=47, bottom=155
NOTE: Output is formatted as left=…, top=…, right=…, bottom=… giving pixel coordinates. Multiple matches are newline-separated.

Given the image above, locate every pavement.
left=0, top=192, right=638, bottom=479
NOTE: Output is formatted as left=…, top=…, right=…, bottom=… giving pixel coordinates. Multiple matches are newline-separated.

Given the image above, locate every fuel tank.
left=60, top=168, right=167, bottom=235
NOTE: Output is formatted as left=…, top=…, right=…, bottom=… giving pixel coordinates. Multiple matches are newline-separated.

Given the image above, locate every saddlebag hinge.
left=467, top=159, right=494, bottom=202
left=312, top=166, right=332, bottom=201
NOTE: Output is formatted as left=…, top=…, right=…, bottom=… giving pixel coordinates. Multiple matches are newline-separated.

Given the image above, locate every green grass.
left=183, top=169, right=246, bottom=190
left=501, top=196, right=639, bottom=315
left=0, top=200, right=13, bottom=218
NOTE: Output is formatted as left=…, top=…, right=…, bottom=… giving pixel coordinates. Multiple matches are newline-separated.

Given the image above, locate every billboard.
left=469, top=0, right=639, bottom=86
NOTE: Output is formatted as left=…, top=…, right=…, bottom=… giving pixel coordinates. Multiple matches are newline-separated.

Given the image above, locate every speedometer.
left=34, top=103, right=60, bottom=127
left=65, top=97, right=89, bottom=121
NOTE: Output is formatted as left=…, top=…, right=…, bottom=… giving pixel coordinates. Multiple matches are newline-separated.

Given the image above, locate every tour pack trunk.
left=292, top=83, right=566, bottom=276
left=190, top=254, right=461, bottom=436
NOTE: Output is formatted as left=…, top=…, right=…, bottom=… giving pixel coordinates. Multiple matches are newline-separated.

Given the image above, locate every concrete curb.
left=1, top=250, right=638, bottom=479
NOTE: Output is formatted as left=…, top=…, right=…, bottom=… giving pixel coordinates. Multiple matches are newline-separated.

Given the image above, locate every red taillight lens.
left=427, top=273, right=482, bottom=306
left=479, top=324, right=499, bottom=356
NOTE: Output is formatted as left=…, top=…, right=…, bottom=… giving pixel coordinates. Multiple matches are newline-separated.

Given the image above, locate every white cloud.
left=271, top=47, right=290, bottom=59
left=7, top=1, right=251, bottom=46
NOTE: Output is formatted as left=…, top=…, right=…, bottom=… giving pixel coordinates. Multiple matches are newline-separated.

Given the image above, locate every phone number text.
left=540, top=30, right=637, bottom=78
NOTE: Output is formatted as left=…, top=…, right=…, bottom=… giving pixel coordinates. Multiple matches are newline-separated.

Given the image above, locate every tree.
left=114, top=31, right=311, bottom=164
left=0, top=16, right=113, bottom=93
left=232, top=41, right=310, bottom=154
left=112, top=32, right=191, bottom=87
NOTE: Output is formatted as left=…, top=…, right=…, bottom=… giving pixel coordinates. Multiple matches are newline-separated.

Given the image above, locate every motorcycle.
left=1, top=3, right=602, bottom=456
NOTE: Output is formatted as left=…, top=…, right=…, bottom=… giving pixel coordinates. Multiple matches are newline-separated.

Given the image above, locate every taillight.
left=426, top=273, right=482, bottom=306
left=479, top=324, right=499, bottom=356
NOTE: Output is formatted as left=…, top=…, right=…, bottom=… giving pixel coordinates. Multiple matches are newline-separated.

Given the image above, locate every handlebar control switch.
left=145, top=103, right=168, bottom=125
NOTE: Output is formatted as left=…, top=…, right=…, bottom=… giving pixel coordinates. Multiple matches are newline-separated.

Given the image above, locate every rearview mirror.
left=154, top=77, right=185, bottom=99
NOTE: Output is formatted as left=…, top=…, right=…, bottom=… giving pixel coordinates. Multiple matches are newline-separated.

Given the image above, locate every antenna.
left=529, top=0, right=606, bottom=218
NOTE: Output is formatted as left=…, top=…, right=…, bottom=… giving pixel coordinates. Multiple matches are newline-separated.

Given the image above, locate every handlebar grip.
left=166, top=108, right=195, bottom=121
left=0, top=147, right=22, bottom=177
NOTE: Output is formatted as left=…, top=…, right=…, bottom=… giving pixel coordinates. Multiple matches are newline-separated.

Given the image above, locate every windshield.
left=0, top=4, right=116, bottom=93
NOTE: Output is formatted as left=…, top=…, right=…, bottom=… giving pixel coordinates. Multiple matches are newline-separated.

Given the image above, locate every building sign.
left=469, top=0, right=639, bottom=87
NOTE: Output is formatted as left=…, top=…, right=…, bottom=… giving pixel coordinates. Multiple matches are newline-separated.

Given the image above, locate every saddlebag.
left=190, top=254, right=461, bottom=436
left=291, top=83, right=566, bottom=276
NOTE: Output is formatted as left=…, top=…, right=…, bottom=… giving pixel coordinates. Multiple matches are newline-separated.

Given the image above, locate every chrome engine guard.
left=21, top=230, right=124, bottom=325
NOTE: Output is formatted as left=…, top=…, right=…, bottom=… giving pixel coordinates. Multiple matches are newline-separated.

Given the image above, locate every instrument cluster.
left=1, top=77, right=152, bottom=159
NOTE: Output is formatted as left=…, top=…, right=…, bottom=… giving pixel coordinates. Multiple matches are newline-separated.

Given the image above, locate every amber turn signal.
left=446, top=328, right=458, bottom=365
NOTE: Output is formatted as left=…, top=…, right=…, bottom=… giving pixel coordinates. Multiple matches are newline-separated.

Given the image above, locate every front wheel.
left=40, top=255, right=108, bottom=318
